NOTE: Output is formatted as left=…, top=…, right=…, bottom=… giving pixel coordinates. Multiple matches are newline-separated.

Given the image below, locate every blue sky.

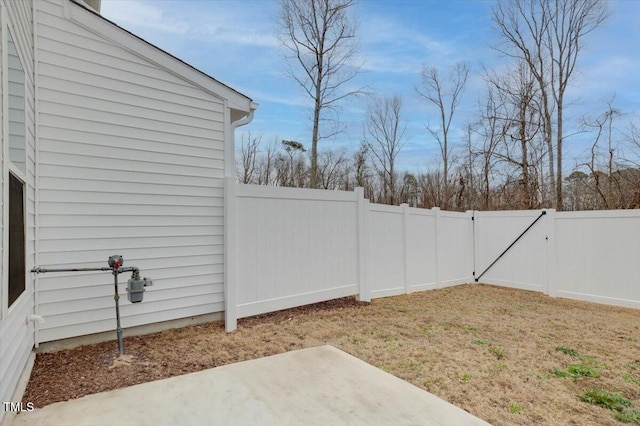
left=101, top=0, right=640, bottom=173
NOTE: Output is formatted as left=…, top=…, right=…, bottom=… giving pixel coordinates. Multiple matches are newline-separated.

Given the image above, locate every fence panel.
left=234, top=185, right=359, bottom=319
left=406, top=207, right=437, bottom=292
left=437, top=211, right=473, bottom=287
left=555, top=210, right=640, bottom=308
left=368, top=204, right=406, bottom=298
left=474, top=210, right=548, bottom=292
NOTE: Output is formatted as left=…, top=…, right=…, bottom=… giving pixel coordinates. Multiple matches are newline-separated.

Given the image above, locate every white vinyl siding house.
left=0, top=0, right=37, bottom=416
left=7, top=29, right=27, bottom=176
left=36, top=0, right=231, bottom=343
left=0, top=0, right=255, bottom=420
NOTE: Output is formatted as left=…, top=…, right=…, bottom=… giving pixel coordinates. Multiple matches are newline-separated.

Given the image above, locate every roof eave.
left=66, top=0, right=254, bottom=112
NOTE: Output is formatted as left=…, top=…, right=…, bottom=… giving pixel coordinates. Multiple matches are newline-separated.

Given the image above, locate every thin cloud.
left=101, top=0, right=190, bottom=34
left=240, top=88, right=307, bottom=109
left=102, top=0, right=279, bottom=49
left=196, top=25, right=279, bottom=48
left=358, top=14, right=456, bottom=75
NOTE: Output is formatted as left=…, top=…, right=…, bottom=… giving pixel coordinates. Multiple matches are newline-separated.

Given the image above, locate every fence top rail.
left=407, top=206, right=436, bottom=217
left=557, top=210, right=640, bottom=219
left=369, top=203, right=404, bottom=213
left=236, top=184, right=358, bottom=202
left=473, top=209, right=547, bottom=218
left=438, top=210, right=472, bottom=219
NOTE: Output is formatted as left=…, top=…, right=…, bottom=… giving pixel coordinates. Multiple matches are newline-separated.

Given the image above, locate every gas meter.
left=127, top=271, right=153, bottom=303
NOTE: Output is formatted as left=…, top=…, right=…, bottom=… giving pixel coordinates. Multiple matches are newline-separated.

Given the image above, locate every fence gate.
left=473, top=210, right=551, bottom=293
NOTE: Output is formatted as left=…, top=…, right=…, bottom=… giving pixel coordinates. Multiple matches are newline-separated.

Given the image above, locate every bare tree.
left=237, top=131, right=262, bottom=184
left=474, top=89, right=506, bottom=209
left=564, top=170, right=589, bottom=210
left=417, top=62, right=468, bottom=209
left=483, top=62, right=544, bottom=208
left=256, top=139, right=279, bottom=185
left=364, top=95, right=406, bottom=205
left=559, top=100, right=640, bottom=210
left=317, top=148, right=348, bottom=189
left=492, top=0, right=608, bottom=210
left=417, top=170, right=444, bottom=209
left=275, top=140, right=308, bottom=187
left=624, top=121, right=640, bottom=207
left=628, top=121, right=640, bottom=167
left=351, top=142, right=374, bottom=198
left=279, top=0, right=361, bottom=188
left=580, top=98, right=624, bottom=209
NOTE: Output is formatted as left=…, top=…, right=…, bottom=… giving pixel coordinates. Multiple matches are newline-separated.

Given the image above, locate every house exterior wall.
left=35, top=0, right=229, bottom=343
left=0, top=0, right=36, bottom=416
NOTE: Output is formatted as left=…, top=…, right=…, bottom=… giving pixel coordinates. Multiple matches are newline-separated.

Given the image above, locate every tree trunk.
left=310, top=96, right=321, bottom=188
left=520, top=102, right=530, bottom=209
left=556, top=99, right=563, bottom=210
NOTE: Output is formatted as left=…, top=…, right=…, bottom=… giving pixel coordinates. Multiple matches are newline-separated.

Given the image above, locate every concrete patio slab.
left=13, top=345, right=490, bottom=426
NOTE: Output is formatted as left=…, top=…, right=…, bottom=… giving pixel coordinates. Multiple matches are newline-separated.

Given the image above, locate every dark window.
left=9, top=172, right=25, bottom=307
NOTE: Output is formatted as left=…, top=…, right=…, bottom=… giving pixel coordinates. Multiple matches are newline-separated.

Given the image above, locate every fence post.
left=224, top=177, right=238, bottom=332
left=356, top=187, right=371, bottom=302
left=545, top=209, right=557, bottom=297
left=401, top=203, right=410, bottom=294
left=432, top=207, right=441, bottom=289
left=466, top=210, right=475, bottom=283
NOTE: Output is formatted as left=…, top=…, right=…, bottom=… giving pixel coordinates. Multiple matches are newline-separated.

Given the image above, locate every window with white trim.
left=8, top=172, right=25, bottom=307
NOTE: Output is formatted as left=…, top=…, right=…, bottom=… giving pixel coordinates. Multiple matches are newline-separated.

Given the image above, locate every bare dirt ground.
left=23, top=284, right=640, bottom=425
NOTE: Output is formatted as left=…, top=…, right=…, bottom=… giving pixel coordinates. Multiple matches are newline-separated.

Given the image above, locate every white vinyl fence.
left=225, top=181, right=640, bottom=331
left=366, top=206, right=472, bottom=298
left=554, top=210, right=640, bottom=308
left=225, top=182, right=474, bottom=331
left=473, top=210, right=551, bottom=293
left=230, top=184, right=361, bottom=323
left=472, top=209, right=640, bottom=308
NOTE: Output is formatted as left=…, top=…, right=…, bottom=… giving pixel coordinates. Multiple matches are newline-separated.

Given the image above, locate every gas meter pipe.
left=113, top=271, right=123, bottom=355
left=30, top=256, right=151, bottom=356
left=30, top=266, right=112, bottom=273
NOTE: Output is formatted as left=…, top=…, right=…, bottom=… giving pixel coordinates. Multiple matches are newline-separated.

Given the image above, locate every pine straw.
left=23, top=284, right=640, bottom=425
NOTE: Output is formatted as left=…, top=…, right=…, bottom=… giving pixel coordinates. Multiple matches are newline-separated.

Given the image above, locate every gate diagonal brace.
left=474, top=211, right=546, bottom=283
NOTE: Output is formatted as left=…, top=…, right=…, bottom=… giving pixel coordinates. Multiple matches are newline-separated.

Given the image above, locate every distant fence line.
left=224, top=180, right=640, bottom=331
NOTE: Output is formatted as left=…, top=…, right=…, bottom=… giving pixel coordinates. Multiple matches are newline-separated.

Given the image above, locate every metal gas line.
left=31, top=255, right=152, bottom=356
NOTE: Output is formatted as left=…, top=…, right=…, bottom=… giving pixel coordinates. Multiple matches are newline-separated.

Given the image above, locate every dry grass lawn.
left=23, top=284, right=640, bottom=425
